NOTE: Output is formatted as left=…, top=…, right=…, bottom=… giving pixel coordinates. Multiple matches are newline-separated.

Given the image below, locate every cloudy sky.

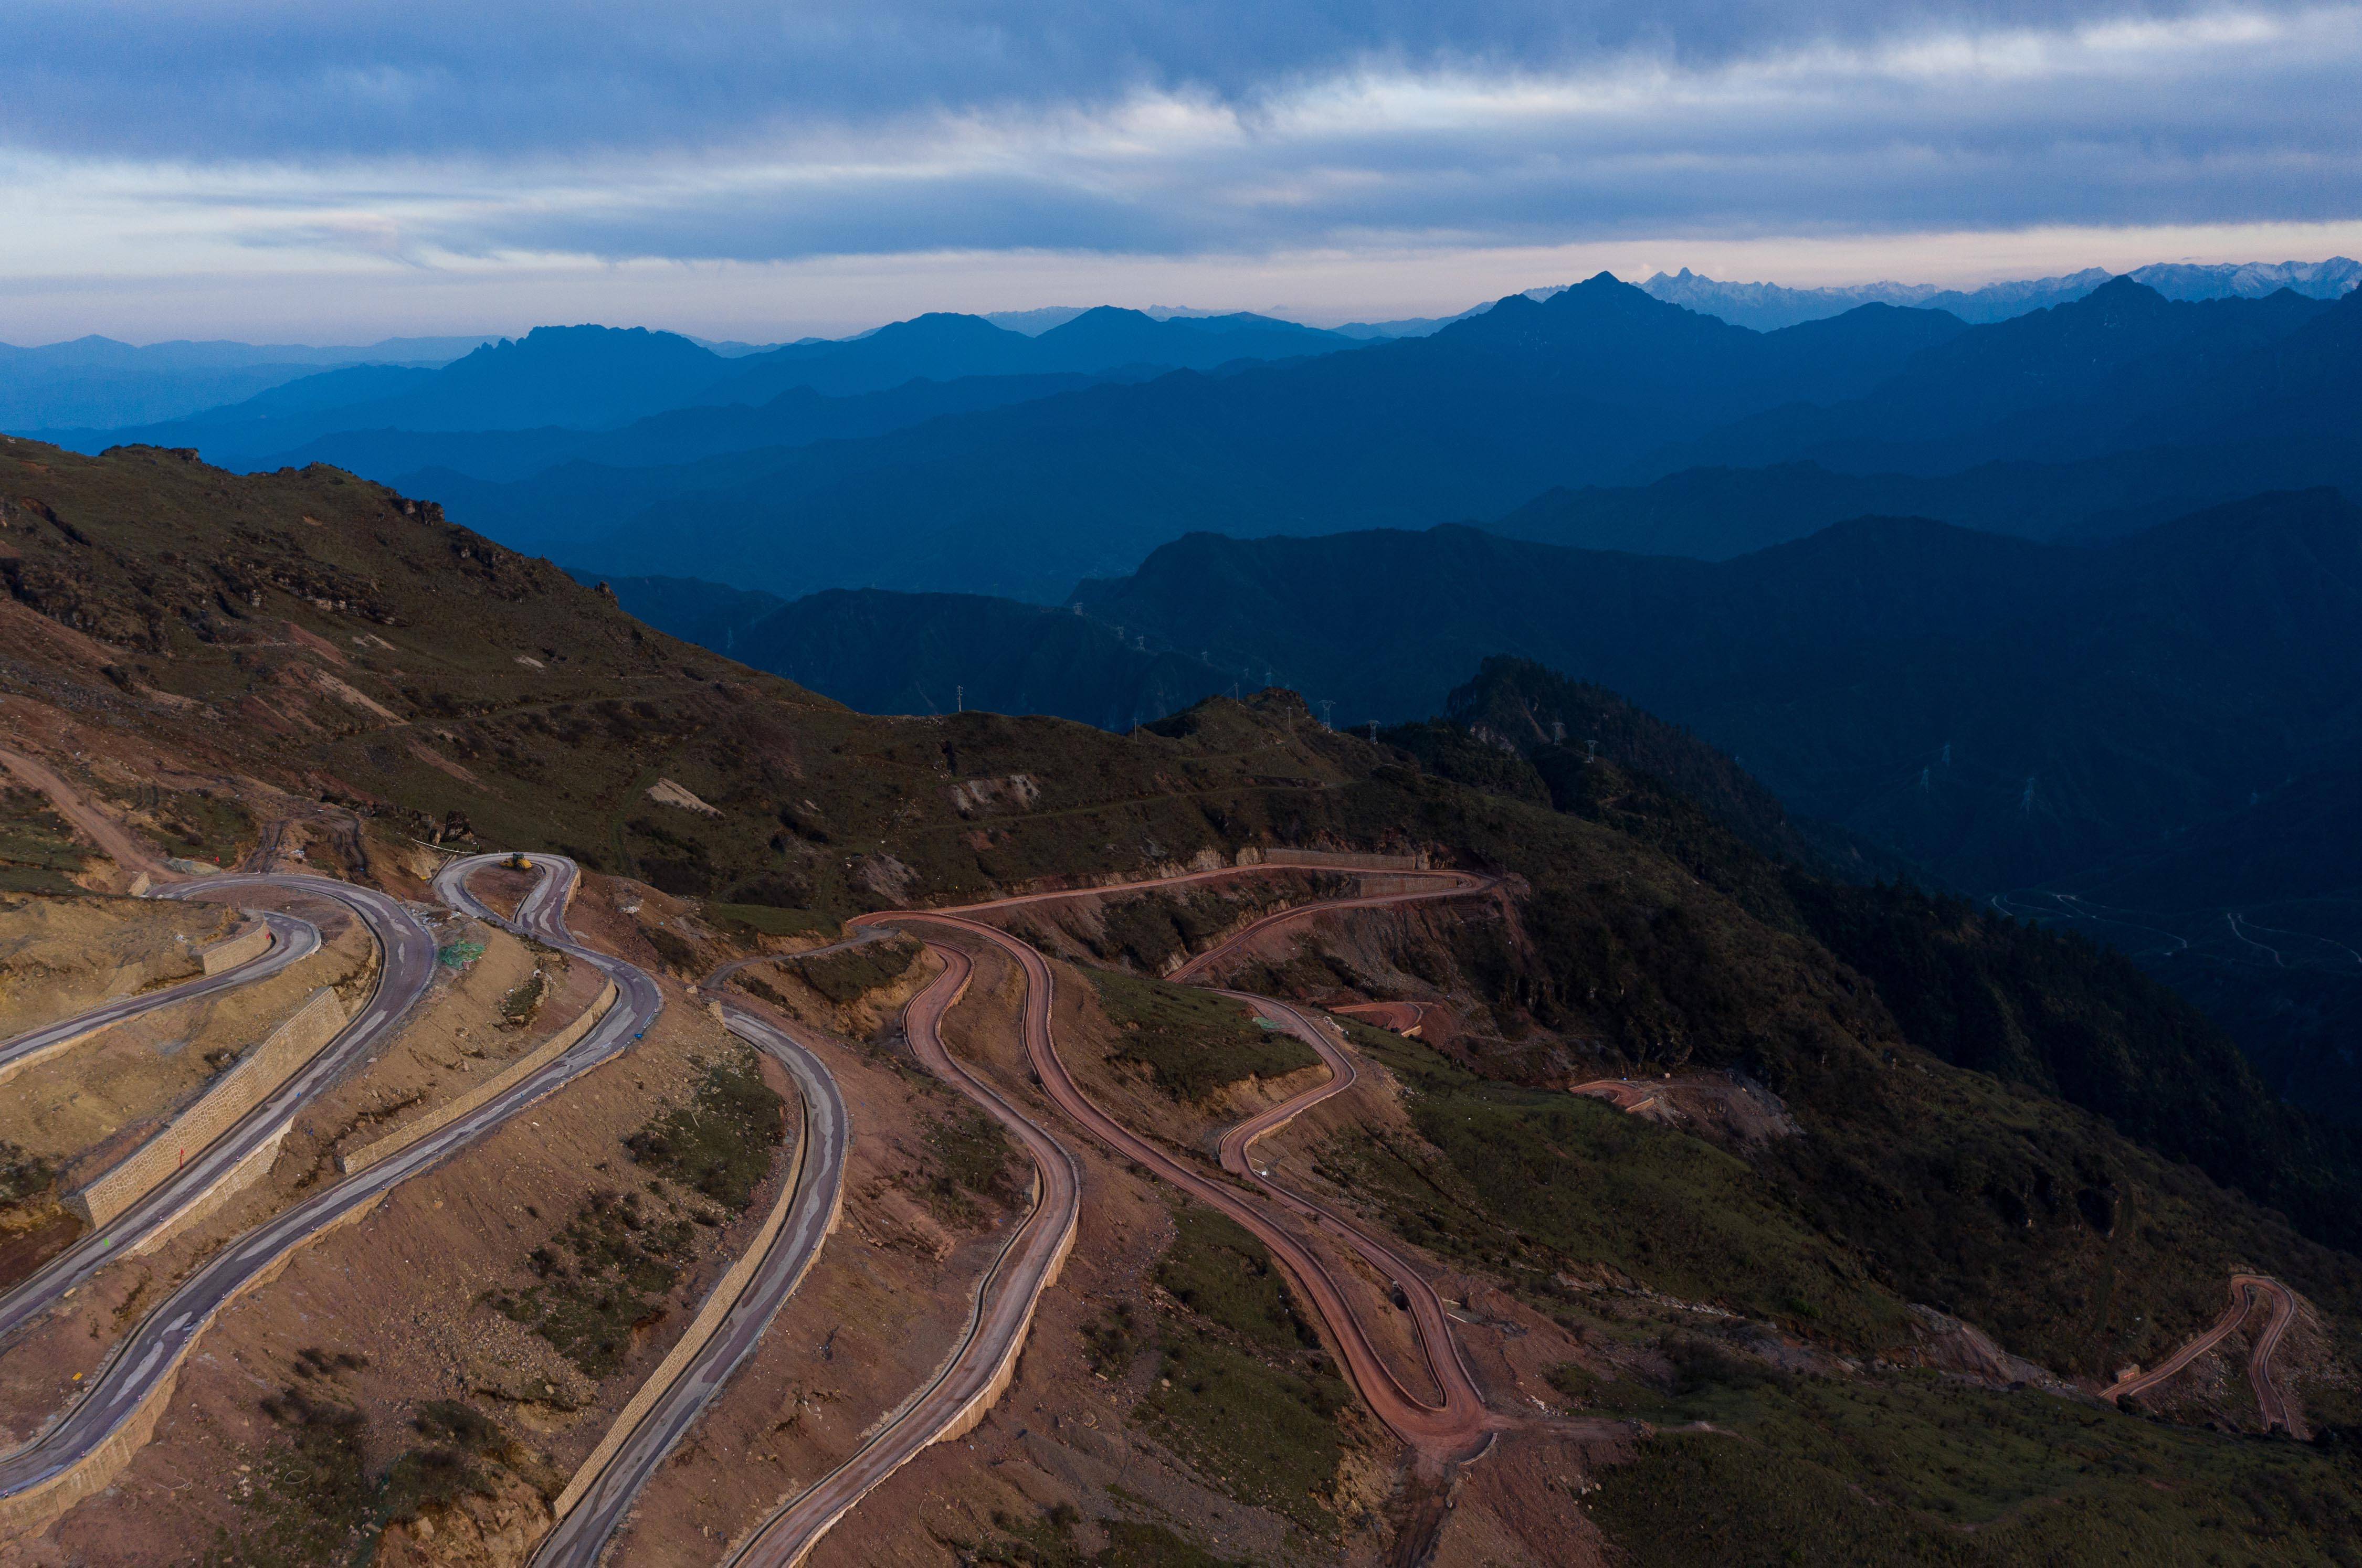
left=4, top=0, right=2358, bottom=342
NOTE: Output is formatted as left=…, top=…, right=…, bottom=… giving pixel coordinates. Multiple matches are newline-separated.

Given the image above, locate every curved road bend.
left=0, top=911, right=321, bottom=1081
left=531, top=1002, right=849, bottom=1568
left=1214, top=992, right=1489, bottom=1430
left=0, top=856, right=658, bottom=1513
left=0, top=875, right=437, bottom=1347
left=699, top=928, right=893, bottom=995
left=725, top=940, right=1083, bottom=1568
left=1166, top=871, right=1497, bottom=984
left=2108, top=1273, right=2303, bottom=1433
left=880, top=910, right=1495, bottom=1460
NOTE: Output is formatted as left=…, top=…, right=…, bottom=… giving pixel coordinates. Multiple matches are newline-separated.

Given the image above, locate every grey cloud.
left=3, top=0, right=2340, bottom=162
left=359, top=21, right=2362, bottom=262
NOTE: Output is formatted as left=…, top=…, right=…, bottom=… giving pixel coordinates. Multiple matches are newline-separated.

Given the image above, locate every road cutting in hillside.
left=0, top=854, right=659, bottom=1532
left=2110, top=1273, right=2305, bottom=1436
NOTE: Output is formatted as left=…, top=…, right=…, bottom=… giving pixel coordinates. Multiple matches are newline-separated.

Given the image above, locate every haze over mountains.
left=13, top=260, right=2359, bottom=1107
left=1640, top=256, right=2362, bottom=330
left=10, top=255, right=2352, bottom=590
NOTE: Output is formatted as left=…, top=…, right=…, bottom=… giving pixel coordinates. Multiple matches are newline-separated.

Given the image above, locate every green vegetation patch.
left=921, top=1105, right=1020, bottom=1226
left=1145, top=1204, right=1347, bottom=1530
left=1584, top=1358, right=2362, bottom=1565
left=625, top=1045, right=787, bottom=1208
left=150, top=786, right=256, bottom=865
left=966, top=1505, right=1251, bottom=1568
left=784, top=931, right=921, bottom=1003
left=0, top=1141, right=56, bottom=1211
left=1090, top=969, right=1317, bottom=1101
left=1083, top=1299, right=1148, bottom=1378
left=206, top=1379, right=545, bottom=1567
left=488, top=1189, right=697, bottom=1378
left=1337, top=1021, right=1908, bottom=1349
left=0, top=787, right=87, bottom=893
left=497, top=969, right=545, bottom=1026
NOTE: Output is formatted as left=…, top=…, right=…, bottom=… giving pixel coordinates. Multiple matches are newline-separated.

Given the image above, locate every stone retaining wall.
left=67, top=987, right=345, bottom=1229
left=198, top=921, right=271, bottom=977
left=1254, top=847, right=1430, bottom=872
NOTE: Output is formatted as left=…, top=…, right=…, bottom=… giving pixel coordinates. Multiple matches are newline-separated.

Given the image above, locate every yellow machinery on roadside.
left=504, top=851, right=532, bottom=872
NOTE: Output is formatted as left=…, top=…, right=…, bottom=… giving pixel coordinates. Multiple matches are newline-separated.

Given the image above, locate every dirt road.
left=2108, top=1273, right=2304, bottom=1435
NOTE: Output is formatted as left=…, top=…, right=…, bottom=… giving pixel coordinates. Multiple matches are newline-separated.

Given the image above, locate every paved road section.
left=912, top=908, right=1496, bottom=1459
left=532, top=1003, right=848, bottom=1568
left=0, top=875, right=435, bottom=1347
left=699, top=927, right=892, bottom=994
left=2110, top=1273, right=2305, bottom=1435
left=0, top=911, right=320, bottom=1081
left=0, top=856, right=659, bottom=1515
left=1167, top=871, right=1496, bottom=983
left=725, top=940, right=1082, bottom=1568
left=1217, top=992, right=1491, bottom=1438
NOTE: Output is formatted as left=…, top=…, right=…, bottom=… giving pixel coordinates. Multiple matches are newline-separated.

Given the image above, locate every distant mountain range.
left=0, top=332, right=492, bottom=428
left=30, top=271, right=2346, bottom=606
left=522, top=274, right=2349, bottom=601
left=585, top=577, right=1234, bottom=730
left=616, top=488, right=2361, bottom=898
left=1639, top=257, right=2362, bottom=330
left=28, top=307, right=1365, bottom=465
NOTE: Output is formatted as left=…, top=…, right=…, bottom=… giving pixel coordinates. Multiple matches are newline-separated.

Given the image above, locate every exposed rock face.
left=378, top=1471, right=552, bottom=1568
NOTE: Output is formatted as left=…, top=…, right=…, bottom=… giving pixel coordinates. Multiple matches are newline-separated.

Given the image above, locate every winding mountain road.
left=2108, top=1273, right=2304, bottom=1435
left=0, top=910, right=320, bottom=1084
left=532, top=1001, right=848, bottom=1568
left=1166, top=870, right=1496, bottom=983
left=715, top=863, right=1506, bottom=1561
left=0, top=874, right=436, bottom=1347
left=913, top=906, right=1496, bottom=1457
left=0, top=855, right=659, bottom=1521
left=723, top=940, right=1082, bottom=1568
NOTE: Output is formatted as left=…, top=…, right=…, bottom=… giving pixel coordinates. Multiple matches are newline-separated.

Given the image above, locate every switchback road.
left=0, top=856, right=658, bottom=1521
left=2108, top=1273, right=2304, bottom=1435
left=723, top=940, right=1082, bottom=1568
left=716, top=863, right=1506, bottom=1561
left=1217, top=991, right=1492, bottom=1444
left=913, top=907, right=1496, bottom=1457
left=0, top=910, right=319, bottom=1083
left=0, top=874, right=435, bottom=1347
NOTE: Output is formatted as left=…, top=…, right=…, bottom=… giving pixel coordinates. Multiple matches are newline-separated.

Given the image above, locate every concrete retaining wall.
left=198, top=921, right=271, bottom=977
left=340, top=980, right=616, bottom=1176
left=0, top=923, right=271, bottom=1093
left=67, top=987, right=346, bottom=1230
left=551, top=1073, right=839, bottom=1521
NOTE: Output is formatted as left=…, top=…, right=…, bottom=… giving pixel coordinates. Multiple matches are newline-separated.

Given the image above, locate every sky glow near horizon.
left=2, top=0, right=2358, bottom=343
